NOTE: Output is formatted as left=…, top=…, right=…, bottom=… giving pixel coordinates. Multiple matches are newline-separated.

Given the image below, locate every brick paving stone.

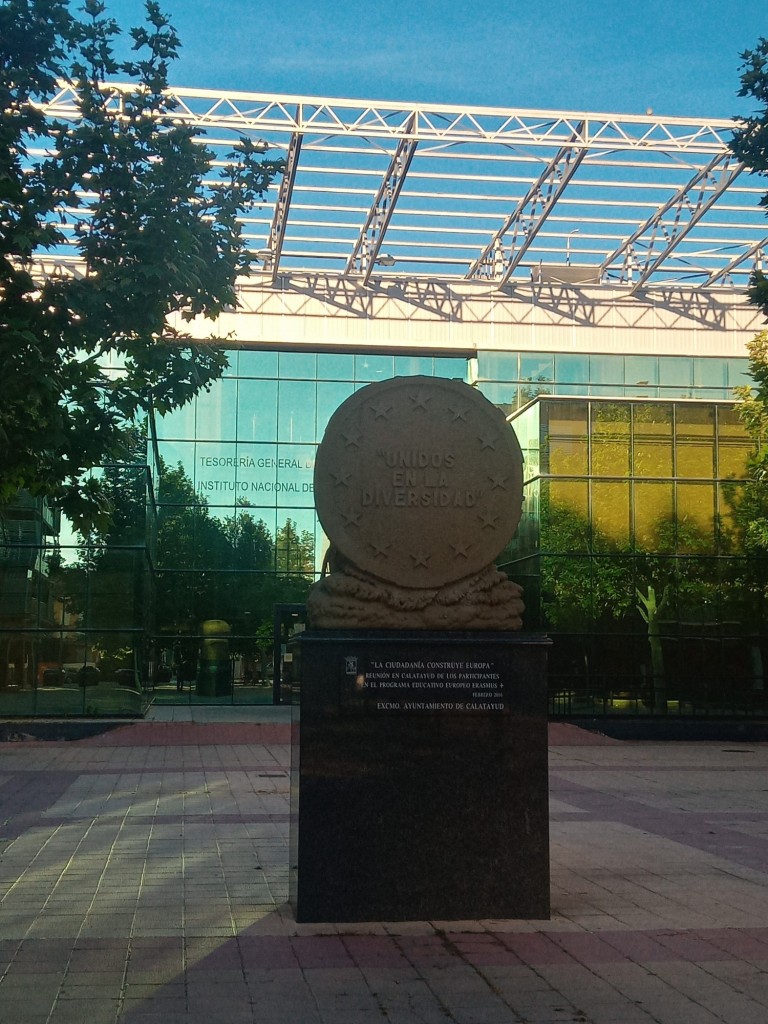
left=704, top=961, right=768, bottom=1009
left=341, top=935, right=418, bottom=969
left=292, top=935, right=357, bottom=968
left=497, top=932, right=578, bottom=965
left=647, top=960, right=768, bottom=1021
left=3, top=722, right=768, bottom=1024
left=546, top=932, right=631, bottom=964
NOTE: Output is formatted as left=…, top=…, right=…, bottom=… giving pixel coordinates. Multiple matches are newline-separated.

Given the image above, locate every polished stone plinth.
left=290, top=631, right=550, bottom=923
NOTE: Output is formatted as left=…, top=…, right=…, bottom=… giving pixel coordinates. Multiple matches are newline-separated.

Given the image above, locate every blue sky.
left=102, top=1, right=765, bottom=118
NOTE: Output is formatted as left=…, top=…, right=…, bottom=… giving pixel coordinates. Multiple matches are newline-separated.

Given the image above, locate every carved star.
left=489, top=472, right=508, bottom=489
left=448, top=405, right=470, bottom=422
left=370, top=540, right=391, bottom=558
left=340, top=510, right=361, bottom=527
left=342, top=429, right=362, bottom=448
left=408, top=390, right=431, bottom=411
left=451, top=542, right=471, bottom=558
left=478, top=510, right=499, bottom=530
left=410, top=550, right=430, bottom=568
left=478, top=434, right=498, bottom=450
left=331, top=468, right=352, bottom=486
left=370, top=401, right=393, bottom=420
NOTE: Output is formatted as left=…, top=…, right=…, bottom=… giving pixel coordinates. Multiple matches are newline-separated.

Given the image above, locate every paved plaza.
left=1, top=711, right=768, bottom=1023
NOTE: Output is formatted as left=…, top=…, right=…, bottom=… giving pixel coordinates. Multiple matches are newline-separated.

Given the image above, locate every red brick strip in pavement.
left=73, top=722, right=291, bottom=746
left=0, top=719, right=613, bottom=748
left=548, top=721, right=623, bottom=744
left=66, top=720, right=612, bottom=746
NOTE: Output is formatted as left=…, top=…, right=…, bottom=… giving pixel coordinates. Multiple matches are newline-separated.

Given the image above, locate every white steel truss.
left=466, top=122, right=587, bottom=283
left=345, top=114, right=418, bottom=285
left=704, top=238, right=765, bottom=286
left=261, top=130, right=302, bottom=285
left=33, top=86, right=768, bottom=292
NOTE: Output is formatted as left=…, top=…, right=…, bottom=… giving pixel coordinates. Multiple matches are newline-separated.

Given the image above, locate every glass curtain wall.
left=502, top=397, right=767, bottom=718
left=152, top=349, right=468, bottom=705
left=0, top=454, right=155, bottom=718
left=475, top=352, right=750, bottom=416
left=8, top=343, right=758, bottom=718
left=0, top=350, right=467, bottom=715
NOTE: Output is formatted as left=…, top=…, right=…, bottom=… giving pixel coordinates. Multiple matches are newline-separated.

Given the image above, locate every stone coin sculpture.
left=308, top=375, right=525, bottom=630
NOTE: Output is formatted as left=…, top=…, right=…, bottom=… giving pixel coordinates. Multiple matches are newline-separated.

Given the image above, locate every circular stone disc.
left=314, top=376, right=524, bottom=588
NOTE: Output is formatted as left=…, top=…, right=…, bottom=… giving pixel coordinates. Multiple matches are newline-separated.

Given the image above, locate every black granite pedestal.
left=289, top=631, right=550, bottom=923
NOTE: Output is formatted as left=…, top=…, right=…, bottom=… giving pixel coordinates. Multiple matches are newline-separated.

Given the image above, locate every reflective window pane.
left=549, top=480, right=589, bottom=522
left=237, top=379, right=278, bottom=442
left=717, top=482, right=743, bottom=552
left=675, top=404, right=715, bottom=479
left=625, top=355, right=658, bottom=387
left=317, top=381, right=355, bottom=435
left=725, top=358, right=750, bottom=389
left=194, top=441, right=240, bottom=503
left=274, top=444, right=316, bottom=508
left=589, top=354, right=624, bottom=385
left=222, top=351, right=239, bottom=376
left=554, top=353, right=589, bottom=386
left=195, top=379, right=238, bottom=441
left=715, top=404, right=752, bottom=481
left=543, top=401, right=588, bottom=476
left=434, top=356, right=468, bottom=379
left=229, top=508, right=278, bottom=571
left=477, top=382, right=519, bottom=417
left=156, top=399, right=196, bottom=440
left=659, top=356, right=693, bottom=388
left=275, top=511, right=318, bottom=575
left=540, top=480, right=590, bottom=553
left=318, top=352, right=355, bottom=380
left=355, top=354, right=394, bottom=381
left=693, top=358, right=726, bottom=389
left=592, top=481, right=630, bottom=543
left=676, top=483, right=715, bottom=553
left=239, top=350, right=278, bottom=377
left=591, top=403, right=630, bottom=477
left=633, top=482, right=674, bottom=550
left=520, top=353, right=554, bottom=384
left=279, top=351, right=317, bottom=380
left=476, top=352, right=517, bottom=380
left=511, top=403, right=540, bottom=480
left=278, top=381, right=316, bottom=443
left=157, top=441, right=195, bottom=486
left=233, top=443, right=280, bottom=501
left=717, top=441, right=752, bottom=481
left=395, top=355, right=433, bottom=376
left=633, top=404, right=673, bottom=478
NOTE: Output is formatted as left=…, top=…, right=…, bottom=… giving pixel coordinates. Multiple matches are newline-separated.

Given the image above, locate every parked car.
left=62, top=663, right=100, bottom=687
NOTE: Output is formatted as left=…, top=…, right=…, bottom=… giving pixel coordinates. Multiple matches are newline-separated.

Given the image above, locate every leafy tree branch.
left=0, top=0, right=283, bottom=531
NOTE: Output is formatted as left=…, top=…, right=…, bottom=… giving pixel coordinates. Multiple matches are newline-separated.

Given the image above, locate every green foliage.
left=153, top=466, right=313, bottom=643
left=730, top=39, right=768, bottom=316
left=539, top=500, right=635, bottom=629
left=730, top=332, right=768, bottom=554
left=0, top=0, right=283, bottom=531
left=61, top=454, right=316, bottom=665
left=275, top=517, right=316, bottom=575
left=539, top=492, right=722, bottom=633
left=636, top=584, right=672, bottom=712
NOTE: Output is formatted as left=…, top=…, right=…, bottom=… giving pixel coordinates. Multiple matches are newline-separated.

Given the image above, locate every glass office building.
left=0, top=344, right=761, bottom=717
left=0, top=350, right=467, bottom=714
left=473, top=350, right=751, bottom=413
left=503, top=396, right=765, bottom=717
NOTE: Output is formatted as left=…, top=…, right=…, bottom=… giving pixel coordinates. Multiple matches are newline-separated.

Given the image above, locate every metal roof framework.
left=35, top=85, right=768, bottom=292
